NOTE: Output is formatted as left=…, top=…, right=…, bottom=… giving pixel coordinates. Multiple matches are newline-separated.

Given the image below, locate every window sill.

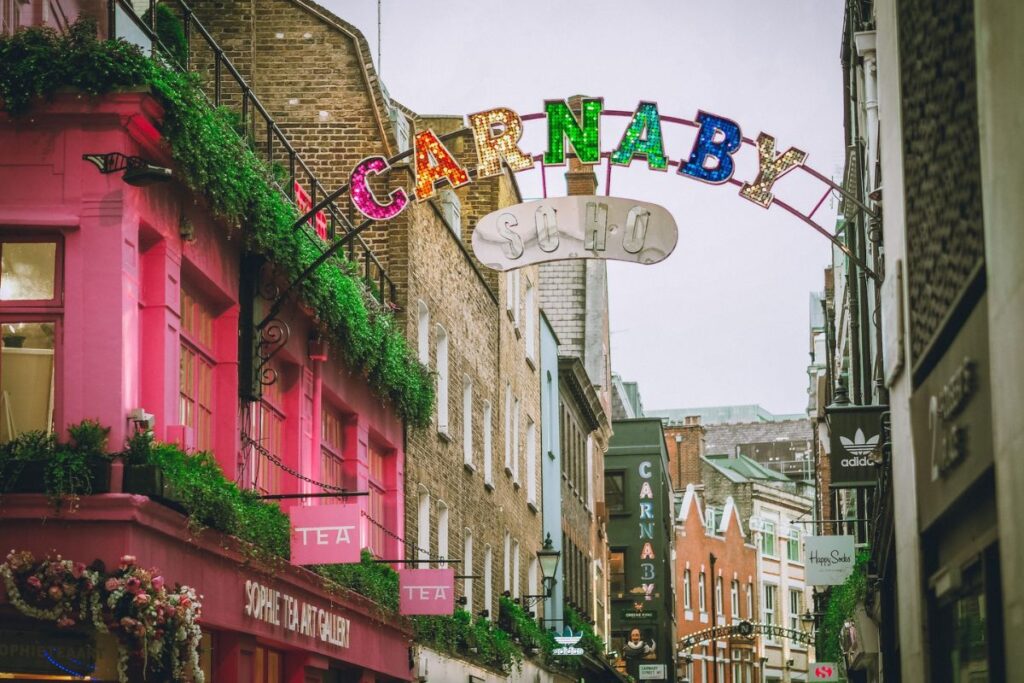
left=438, top=428, right=451, bottom=442
left=513, top=480, right=520, bottom=491
left=699, top=612, right=709, bottom=624
left=527, top=501, right=538, bottom=513
left=684, top=609, right=694, bottom=621
left=464, top=461, right=476, bottom=473
left=505, top=465, right=514, bottom=477
left=506, top=307, right=515, bottom=322
left=525, top=355, right=535, bottom=371
left=484, top=481, right=494, bottom=492
left=514, top=325, right=521, bottom=339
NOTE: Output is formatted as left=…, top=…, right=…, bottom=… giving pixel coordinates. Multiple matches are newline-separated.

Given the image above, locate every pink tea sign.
left=289, top=504, right=361, bottom=566
left=399, top=568, right=455, bottom=616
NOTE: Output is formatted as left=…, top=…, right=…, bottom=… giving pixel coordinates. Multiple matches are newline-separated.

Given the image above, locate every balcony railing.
left=4, top=0, right=395, bottom=306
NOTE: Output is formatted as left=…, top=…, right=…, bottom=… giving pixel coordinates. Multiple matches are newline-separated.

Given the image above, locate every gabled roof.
left=676, top=485, right=746, bottom=540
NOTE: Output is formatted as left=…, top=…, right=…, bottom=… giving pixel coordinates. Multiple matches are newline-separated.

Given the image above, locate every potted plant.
left=43, top=420, right=113, bottom=507
left=0, top=430, right=54, bottom=493
left=121, top=430, right=184, bottom=511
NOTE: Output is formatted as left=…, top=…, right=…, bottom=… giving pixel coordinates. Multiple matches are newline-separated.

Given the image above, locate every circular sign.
left=736, top=620, right=754, bottom=637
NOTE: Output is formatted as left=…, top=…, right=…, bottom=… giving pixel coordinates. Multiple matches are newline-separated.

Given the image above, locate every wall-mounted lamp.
left=308, top=335, right=328, bottom=362
left=83, top=152, right=172, bottom=187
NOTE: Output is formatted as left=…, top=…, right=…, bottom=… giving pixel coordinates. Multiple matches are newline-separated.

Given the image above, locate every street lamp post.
left=521, top=533, right=562, bottom=616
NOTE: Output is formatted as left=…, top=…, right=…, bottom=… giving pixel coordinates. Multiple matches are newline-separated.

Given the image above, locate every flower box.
left=122, top=463, right=185, bottom=512
left=2, top=456, right=110, bottom=494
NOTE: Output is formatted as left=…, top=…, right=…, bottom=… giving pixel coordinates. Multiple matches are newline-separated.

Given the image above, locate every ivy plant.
left=0, top=19, right=434, bottom=427
left=817, top=549, right=870, bottom=664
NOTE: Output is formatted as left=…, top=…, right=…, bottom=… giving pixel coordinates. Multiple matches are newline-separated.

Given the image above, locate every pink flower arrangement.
left=1, top=550, right=204, bottom=683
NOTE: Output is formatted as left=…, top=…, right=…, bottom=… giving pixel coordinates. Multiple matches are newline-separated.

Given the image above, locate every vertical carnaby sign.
left=636, top=461, right=657, bottom=602
left=290, top=504, right=361, bottom=565
left=399, top=568, right=455, bottom=615
left=826, top=405, right=886, bottom=486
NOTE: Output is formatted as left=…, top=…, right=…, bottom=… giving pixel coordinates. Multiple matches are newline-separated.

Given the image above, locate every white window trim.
left=462, top=377, right=474, bottom=470
left=436, top=500, right=449, bottom=568
left=512, top=396, right=520, bottom=484
left=436, top=325, right=449, bottom=437
left=504, top=383, right=512, bottom=474
left=526, top=417, right=537, bottom=507
left=524, top=278, right=535, bottom=362
left=503, top=532, right=511, bottom=593
left=464, top=529, right=474, bottom=610
left=484, top=545, right=493, bottom=620
left=417, top=487, right=430, bottom=562
left=483, top=400, right=493, bottom=488
left=512, top=540, right=521, bottom=599
left=417, top=300, right=429, bottom=364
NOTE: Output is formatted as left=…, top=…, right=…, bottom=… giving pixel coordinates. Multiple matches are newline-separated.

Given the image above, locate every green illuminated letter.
left=544, top=97, right=603, bottom=165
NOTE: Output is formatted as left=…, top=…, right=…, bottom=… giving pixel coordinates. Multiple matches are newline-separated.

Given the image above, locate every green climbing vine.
left=0, top=19, right=434, bottom=426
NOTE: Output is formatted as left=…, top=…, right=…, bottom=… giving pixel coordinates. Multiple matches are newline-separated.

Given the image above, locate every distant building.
left=647, top=405, right=805, bottom=426
left=704, top=420, right=814, bottom=483
left=675, top=485, right=759, bottom=683
left=606, top=418, right=677, bottom=682
left=611, top=373, right=644, bottom=419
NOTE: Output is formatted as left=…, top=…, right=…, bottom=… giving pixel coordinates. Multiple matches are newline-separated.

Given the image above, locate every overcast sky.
left=323, top=0, right=845, bottom=416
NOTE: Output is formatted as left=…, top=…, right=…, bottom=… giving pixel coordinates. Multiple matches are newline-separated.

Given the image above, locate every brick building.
left=674, top=485, right=758, bottom=683
left=187, top=0, right=545, bottom=634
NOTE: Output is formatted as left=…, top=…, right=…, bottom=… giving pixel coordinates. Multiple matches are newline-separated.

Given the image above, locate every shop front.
left=0, top=493, right=412, bottom=682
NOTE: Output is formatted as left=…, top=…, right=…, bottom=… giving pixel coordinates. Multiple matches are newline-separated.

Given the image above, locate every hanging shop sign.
left=825, top=404, right=886, bottom=486
left=809, top=663, right=840, bottom=681
left=552, top=627, right=585, bottom=656
left=289, top=504, right=361, bottom=566
left=398, top=568, right=455, bottom=616
left=471, top=195, right=677, bottom=270
left=805, top=535, right=855, bottom=586
left=243, top=579, right=351, bottom=649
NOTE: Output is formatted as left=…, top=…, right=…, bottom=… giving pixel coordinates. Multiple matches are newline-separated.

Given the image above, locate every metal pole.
left=711, top=553, right=718, bottom=683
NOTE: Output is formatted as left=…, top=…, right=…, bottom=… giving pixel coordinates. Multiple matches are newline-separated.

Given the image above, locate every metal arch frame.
left=677, top=621, right=814, bottom=651
left=292, top=108, right=879, bottom=281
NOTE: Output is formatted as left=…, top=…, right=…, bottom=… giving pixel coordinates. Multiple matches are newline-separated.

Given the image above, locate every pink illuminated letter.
left=350, top=156, right=409, bottom=221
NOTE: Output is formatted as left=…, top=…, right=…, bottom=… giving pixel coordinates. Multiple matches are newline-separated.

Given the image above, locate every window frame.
left=0, top=234, right=63, bottom=308
left=605, top=471, right=626, bottom=513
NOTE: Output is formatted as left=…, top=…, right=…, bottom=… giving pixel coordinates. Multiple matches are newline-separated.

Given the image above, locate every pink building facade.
left=0, top=62, right=410, bottom=683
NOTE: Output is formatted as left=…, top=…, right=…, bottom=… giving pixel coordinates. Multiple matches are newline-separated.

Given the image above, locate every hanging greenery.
left=817, top=549, right=870, bottom=664
left=0, top=19, right=434, bottom=427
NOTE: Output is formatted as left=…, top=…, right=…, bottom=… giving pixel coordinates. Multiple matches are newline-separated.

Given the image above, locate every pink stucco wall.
left=0, top=92, right=405, bottom=558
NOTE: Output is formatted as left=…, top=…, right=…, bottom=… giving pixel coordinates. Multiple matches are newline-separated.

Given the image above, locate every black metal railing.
left=107, top=0, right=396, bottom=307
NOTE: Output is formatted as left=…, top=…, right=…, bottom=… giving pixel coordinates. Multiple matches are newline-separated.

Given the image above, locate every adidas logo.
left=553, top=626, right=583, bottom=647
left=839, top=428, right=878, bottom=458
left=840, top=456, right=874, bottom=467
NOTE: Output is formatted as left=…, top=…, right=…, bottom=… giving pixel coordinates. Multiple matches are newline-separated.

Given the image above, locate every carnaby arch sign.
left=297, top=98, right=879, bottom=279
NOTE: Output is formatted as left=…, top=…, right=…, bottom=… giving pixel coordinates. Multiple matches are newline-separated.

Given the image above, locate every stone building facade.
left=187, top=0, right=545, bottom=622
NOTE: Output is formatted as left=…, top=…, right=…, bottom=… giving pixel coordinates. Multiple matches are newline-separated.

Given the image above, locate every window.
left=787, top=528, right=801, bottom=562
left=747, top=582, right=754, bottom=620
left=0, top=240, right=61, bottom=442
left=417, top=301, right=429, bottom=363
left=503, top=532, right=511, bottom=592
left=524, top=278, right=535, bottom=360
left=698, top=572, right=707, bottom=612
left=730, top=579, right=740, bottom=619
left=512, top=396, right=520, bottom=483
left=526, top=417, right=537, bottom=505
left=180, top=286, right=216, bottom=452
left=417, top=488, right=430, bottom=562
left=715, top=576, right=723, bottom=615
left=462, top=377, right=473, bottom=468
left=610, top=550, right=625, bottom=596
left=761, top=520, right=777, bottom=557
left=435, top=325, right=449, bottom=434
left=705, top=506, right=718, bottom=536
left=484, top=545, right=493, bottom=619
left=320, top=403, right=345, bottom=491
left=483, top=400, right=493, bottom=487
left=439, top=188, right=461, bottom=236
left=504, top=383, right=512, bottom=473
left=251, top=380, right=284, bottom=495
left=463, top=530, right=474, bottom=610
left=367, top=444, right=386, bottom=557
left=512, top=540, right=520, bottom=599
left=505, top=270, right=520, bottom=325
left=683, top=569, right=692, bottom=610
left=763, top=584, right=777, bottom=627
left=585, top=435, right=594, bottom=510
left=605, top=472, right=626, bottom=512
left=437, top=501, right=449, bottom=568
left=789, top=589, right=803, bottom=631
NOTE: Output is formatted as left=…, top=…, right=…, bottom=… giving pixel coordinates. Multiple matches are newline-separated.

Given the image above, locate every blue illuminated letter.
left=678, top=111, right=742, bottom=184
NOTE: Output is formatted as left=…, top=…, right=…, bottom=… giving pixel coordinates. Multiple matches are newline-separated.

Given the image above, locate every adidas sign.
left=840, top=456, right=874, bottom=467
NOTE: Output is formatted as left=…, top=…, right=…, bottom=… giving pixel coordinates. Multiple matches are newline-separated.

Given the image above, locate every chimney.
left=664, top=418, right=706, bottom=491
left=565, top=95, right=598, bottom=196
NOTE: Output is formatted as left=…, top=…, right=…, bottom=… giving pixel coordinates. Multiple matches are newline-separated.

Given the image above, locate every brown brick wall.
left=663, top=419, right=706, bottom=491
left=188, top=0, right=544, bottom=619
